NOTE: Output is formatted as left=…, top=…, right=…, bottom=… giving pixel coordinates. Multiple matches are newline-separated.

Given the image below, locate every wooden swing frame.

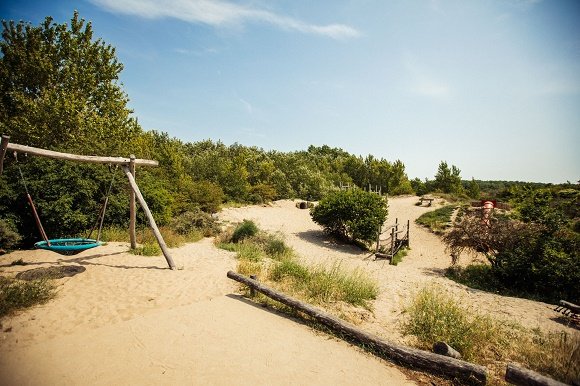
left=0, top=134, right=176, bottom=270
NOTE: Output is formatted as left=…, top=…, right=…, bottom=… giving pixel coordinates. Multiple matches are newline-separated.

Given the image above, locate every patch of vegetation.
left=0, top=276, right=56, bottom=318
left=220, top=223, right=379, bottom=310
left=231, top=220, right=259, bottom=243
left=390, top=247, right=408, bottom=266
left=403, top=285, right=580, bottom=384
left=311, top=189, right=388, bottom=245
left=0, top=219, right=22, bottom=250
left=415, top=205, right=456, bottom=234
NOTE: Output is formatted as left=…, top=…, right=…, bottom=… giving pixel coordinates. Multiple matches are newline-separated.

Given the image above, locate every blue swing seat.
left=35, top=238, right=101, bottom=256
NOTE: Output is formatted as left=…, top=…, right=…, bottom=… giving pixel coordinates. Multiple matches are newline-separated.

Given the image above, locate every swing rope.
left=15, top=152, right=51, bottom=246
left=86, top=165, right=117, bottom=241
left=14, top=153, right=116, bottom=255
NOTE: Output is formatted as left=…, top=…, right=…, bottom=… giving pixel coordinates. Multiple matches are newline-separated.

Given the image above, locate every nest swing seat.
left=35, top=238, right=102, bottom=256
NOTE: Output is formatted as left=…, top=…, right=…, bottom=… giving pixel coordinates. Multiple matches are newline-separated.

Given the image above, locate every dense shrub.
left=310, top=189, right=387, bottom=244
left=170, top=209, right=220, bottom=237
left=0, top=219, right=21, bottom=249
left=231, top=220, right=259, bottom=243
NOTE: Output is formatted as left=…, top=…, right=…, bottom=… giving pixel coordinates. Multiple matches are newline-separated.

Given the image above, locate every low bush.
left=170, top=209, right=220, bottom=237
left=415, top=205, right=456, bottom=234
left=231, top=220, right=258, bottom=243
left=311, top=189, right=387, bottom=245
left=0, top=276, right=55, bottom=317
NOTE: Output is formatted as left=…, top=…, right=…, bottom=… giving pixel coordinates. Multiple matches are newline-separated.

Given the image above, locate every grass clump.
left=231, top=220, right=258, bottom=243
left=0, top=276, right=55, bottom=318
left=390, top=248, right=408, bottom=266
left=270, top=261, right=378, bottom=309
left=415, top=205, right=456, bottom=234
left=403, top=285, right=580, bottom=384
left=402, top=285, right=511, bottom=362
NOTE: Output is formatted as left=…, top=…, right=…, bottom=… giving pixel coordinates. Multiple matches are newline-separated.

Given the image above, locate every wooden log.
left=122, top=165, right=176, bottom=270
left=433, top=342, right=462, bottom=359
left=6, top=142, right=158, bottom=166
left=505, top=363, right=568, bottom=386
left=129, top=155, right=137, bottom=249
left=0, top=135, right=9, bottom=175
left=226, top=270, right=487, bottom=385
left=375, top=252, right=391, bottom=260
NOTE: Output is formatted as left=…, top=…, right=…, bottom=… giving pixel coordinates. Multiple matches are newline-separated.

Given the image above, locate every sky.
left=1, top=0, right=579, bottom=183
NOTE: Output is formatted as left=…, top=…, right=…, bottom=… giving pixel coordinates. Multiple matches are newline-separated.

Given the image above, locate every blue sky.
left=2, top=0, right=579, bottom=183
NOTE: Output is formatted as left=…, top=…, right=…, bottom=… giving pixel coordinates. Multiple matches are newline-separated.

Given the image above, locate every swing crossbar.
left=5, top=141, right=158, bottom=167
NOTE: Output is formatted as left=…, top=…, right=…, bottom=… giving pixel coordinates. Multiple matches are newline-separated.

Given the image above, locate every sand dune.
left=0, top=196, right=572, bottom=385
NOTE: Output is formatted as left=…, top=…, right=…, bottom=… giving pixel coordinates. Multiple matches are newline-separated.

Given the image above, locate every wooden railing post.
left=129, top=155, right=137, bottom=249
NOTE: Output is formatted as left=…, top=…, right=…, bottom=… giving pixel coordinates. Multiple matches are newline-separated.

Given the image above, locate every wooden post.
left=390, top=227, right=395, bottom=260
left=129, top=155, right=137, bottom=249
left=122, top=165, right=176, bottom=270
left=0, top=135, right=9, bottom=175
left=505, top=363, right=567, bottom=386
left=249, top=275, right=257, bottom=297
left=227, top=271, right=487, bottom=385
left=406, top=219, right=410, bottom=248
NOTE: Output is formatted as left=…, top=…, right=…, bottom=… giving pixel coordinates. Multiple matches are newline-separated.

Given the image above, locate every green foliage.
left=0, top=11, right=141, bottom=155
left=415, top=205, right=456, bottom=234
left=390, top=247, right=408, bottom=266
left=434, top=161, right=463, bottom=194
left=467, top=178, right=481, bottom=199
left=0, top=219, right=22, bottom=249
left=444, top=185, right=580, bottom=302
left=0, top=276, right=55, bottom=317
left=410, top=178, right=428, bottom=196
left=311, top=189, right=388, bottom=244
left=231, top=220, right=259, bottom=243
left=170, top=209, right=220, bottom=237
left=130, top=243, right=161, bottom=256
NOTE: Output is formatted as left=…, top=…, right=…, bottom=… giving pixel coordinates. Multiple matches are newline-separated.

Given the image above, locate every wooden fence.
left=375, top=218, right=409, bottom=262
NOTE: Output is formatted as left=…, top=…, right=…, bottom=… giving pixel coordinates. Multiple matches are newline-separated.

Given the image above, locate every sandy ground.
left=0, top=196, right=572, bottom=385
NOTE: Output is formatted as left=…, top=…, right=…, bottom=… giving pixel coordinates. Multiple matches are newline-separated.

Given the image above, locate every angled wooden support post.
left=122, top=165, right=176, bottom=270
left=0, top=135, right=9, bottom=175
left=129, top=155, right=137, bottom=249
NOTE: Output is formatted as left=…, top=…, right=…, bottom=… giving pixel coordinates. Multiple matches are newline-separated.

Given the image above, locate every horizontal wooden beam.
left=6, top=142, right=158, bottom=167
left=227, top=271, right=487, bottom=385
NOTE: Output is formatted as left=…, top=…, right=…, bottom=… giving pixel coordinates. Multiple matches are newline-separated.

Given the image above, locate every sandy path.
left=219, top=197, right=568, bottom=342
left=0, top=228, right=414, bottom=384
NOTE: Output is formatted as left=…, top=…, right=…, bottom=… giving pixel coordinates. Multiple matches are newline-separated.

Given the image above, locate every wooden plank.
left=0, top=135, right=9, bottom=175
left=560, top=300, right=580, bottom=314
left=6, top=142, right=158, bottom=166
left=122, top=165, right=176, bottom=270
left=227, top=271, right=487, bottom=385
left=505, top=363, right=567, bottom=386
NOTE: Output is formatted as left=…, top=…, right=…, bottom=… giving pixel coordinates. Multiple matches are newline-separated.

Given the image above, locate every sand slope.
left=1, top=196, right=573, bottom=385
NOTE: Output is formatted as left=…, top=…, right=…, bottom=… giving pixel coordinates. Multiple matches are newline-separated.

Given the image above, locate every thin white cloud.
left=238, top=97, right=253, bottom=114
left=90, top=0, right=360, bottom=39
left=412, top=80, right=451, bottom=98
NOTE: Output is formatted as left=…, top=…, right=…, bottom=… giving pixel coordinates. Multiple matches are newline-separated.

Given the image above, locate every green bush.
left=310, top=189, right=387, bottom=244
left=170, top=209, right=220, bottom=237
left=0, top=219, right=22, bottom=249
left=231, top=220, right=259, bottom=243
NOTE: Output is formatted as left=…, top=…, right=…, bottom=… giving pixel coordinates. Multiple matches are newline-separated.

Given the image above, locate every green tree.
left=434, top=161, right=463, bottom=194
left=467, top=178, right=481, bottom=199
left=0, top=11, right=141, bottom=154
left=311, top=189, right=388, bottom=244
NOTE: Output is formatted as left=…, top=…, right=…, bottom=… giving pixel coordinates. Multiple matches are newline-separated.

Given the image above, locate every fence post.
left=407, top=219, right=410, bottom=248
